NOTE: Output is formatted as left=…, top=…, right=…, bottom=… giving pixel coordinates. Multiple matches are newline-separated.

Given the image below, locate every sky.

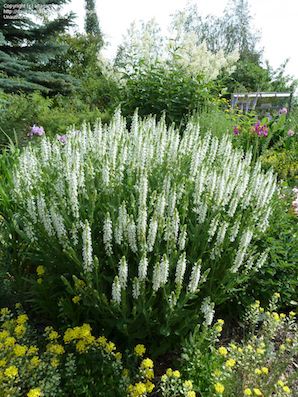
left=66, top=0, right=298, bottom=83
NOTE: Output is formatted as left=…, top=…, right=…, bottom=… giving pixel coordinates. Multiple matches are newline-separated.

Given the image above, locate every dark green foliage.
left=0, top=0, right=76, bottom=93
left=232, top=186, right=298, bottom=312
left=84, top=0, right=103, bottom=45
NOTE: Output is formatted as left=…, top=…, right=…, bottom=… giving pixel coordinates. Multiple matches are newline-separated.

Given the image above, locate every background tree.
left=84, top=0, right=103, bottom=44
left=173, top=0, right=294, bottom=93
left=0, top=0, right=75, bottom=94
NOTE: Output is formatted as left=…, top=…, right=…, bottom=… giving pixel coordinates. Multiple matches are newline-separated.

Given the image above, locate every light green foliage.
left=181, top=295, right=298, bottom=396
left=0, top=91, right=111, bottom=147
left=9, top=111, right=277, bottom=348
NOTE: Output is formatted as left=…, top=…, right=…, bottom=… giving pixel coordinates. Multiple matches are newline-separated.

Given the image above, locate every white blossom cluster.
left=13, top=110, right=277, bottom=307
left=117, top=19, right=238, bottom=82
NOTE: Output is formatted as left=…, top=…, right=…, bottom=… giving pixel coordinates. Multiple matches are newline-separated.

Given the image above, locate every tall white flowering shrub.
left=12, top=111, right=277, bottom=343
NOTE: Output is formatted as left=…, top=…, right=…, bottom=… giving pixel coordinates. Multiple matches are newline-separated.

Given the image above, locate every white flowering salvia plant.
left=12, top=110, right=277, bottom=346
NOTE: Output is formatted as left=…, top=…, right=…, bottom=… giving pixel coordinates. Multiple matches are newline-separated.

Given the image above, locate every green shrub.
left=120, top=62, right=217, bottom=127
left=6, top=111, right=278, bottom=351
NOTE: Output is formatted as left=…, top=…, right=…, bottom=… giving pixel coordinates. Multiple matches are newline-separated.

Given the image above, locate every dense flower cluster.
left=12, top=111, right=277, bottom=338
left=28, top=125, right=45, bottom=138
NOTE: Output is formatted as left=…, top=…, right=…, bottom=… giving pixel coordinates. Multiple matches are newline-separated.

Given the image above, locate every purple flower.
left=287, top=129, right=295, bottom=137
left=233, top=126, right=240, bottom=135
left=29, top=124, right=45, bottom=137
left=57, top=134, right=67, bottom=144
left=279, top=107, right=288, bottom=115
left=252, top=121, right=268, bottom=137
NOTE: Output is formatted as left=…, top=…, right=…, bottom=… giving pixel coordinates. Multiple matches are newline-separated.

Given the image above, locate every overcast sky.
left=67, top=0, right=298, bottom=82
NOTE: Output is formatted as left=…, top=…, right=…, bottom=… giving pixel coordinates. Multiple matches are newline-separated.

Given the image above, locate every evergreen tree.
left=84, top=0, right=103, bottom=46
left=0, top=0, right=76, bottom=93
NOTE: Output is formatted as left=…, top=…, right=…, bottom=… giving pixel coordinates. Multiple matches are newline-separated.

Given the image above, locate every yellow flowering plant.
left=181, top=296, right=297, bottom=397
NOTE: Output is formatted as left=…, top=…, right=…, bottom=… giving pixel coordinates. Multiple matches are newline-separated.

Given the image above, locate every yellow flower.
left=256, top=348, right=265, bottom=355
left=215, top=325, right=223, bottom=332
left=30, top=356, right=40, bottom=367
left=183, top=380, right=193, bottom=389
left=253, top=388, right=262, bottom=396
left=217, top=319, right=224, bottom=325
left=76, top=340, right=87, bottom=353
left=74, top=279, right=86, bottom=289
left=230, top=343, right=237, bottom=350
left=37, top=278, right=43, bottom=285
left=97, top=336, right=107, bottom=346
left=5, top=336, right=16, bottom=347
left=105, top=341, right=116, bottom=353
left=0, top=359, right=6, bottom=367
left=28, top=346, right=39, bottom=355
left=166, top=368, right=173, bottom=377
left=4, top=365, right=18, bottom=378
left=47, top=343, right=65, bottom=355
left=141, top=358, right=153, bottom=369
left=129, top=382, right=146, bottom=396
left=225, top=359, right=236, bottom=368
left=247, top=344, right=253, bottom=352
left=214, top=369, right=222, bottom=377
left=142, top=368, right=153, bottom=379
left=27, top=388, right=42, bottom=397
left=161, top=374, right=167, bottom=382
left=274, top=292, right=280, bottom=299
left=72, top=296, right=81, bottom=304
left=218, top=346, right=228, bottom=356
left=14, top=344, right=27, bottom=357
left=134, top=344, right=146, bottom=357
left=115, top=352, right=122, bottom=361
left=15, top=303, right=22, bottom=309
left=280, top=313, right=286, bottom=319
left=261, top=367, right=268, bottom=375
left=277, top=380, right=284, bottom=387
left=244, top=388, right=252, bottom=396
left=16, top=314, right=28, bottom=324
left=187, top=392, right=196, bottom=397
left=145, top=381, right=155, bottom=393
left=272, top=312, right=280, bottom=321
left=36, top=265, right=45, bottom=276
left=279, top=344, right=286, bottom=352
left=238, top=347, right=243, bottom=353
left=289, top=311, right=296, bottom=317
left=173, top=370, right=180, bottom=378
left=254, top=300, right=260, bottom=307
left=48, top=330, right=59, bottom=340
left=15, top=324, right=26, bottom=336
left=51, top=358, right=59, bottom=368
left=283, top=386, right=291, bottom=394
left=214, top=383, right=225, bottom=394
left=255, top=368, right=262, bottom=375
left=122, top=368, right=129, bottom=377
left=0, top=307, right=10, bottom=316
left=0, top=330, right=9, bottom=340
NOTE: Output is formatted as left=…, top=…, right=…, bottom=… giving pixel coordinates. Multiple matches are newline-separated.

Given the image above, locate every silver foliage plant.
left=12, top=110, right=277, bottom=338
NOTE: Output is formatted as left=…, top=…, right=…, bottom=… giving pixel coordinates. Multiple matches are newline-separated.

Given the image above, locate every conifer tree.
left=0, top=0, right=75, bottom=93
left=84, top=0, right=103, bottom=47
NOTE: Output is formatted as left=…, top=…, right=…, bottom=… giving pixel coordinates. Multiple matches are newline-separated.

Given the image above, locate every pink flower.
left=279, top=107, right=288, bottom=115
left=287, top=129, right=295, bottom=137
